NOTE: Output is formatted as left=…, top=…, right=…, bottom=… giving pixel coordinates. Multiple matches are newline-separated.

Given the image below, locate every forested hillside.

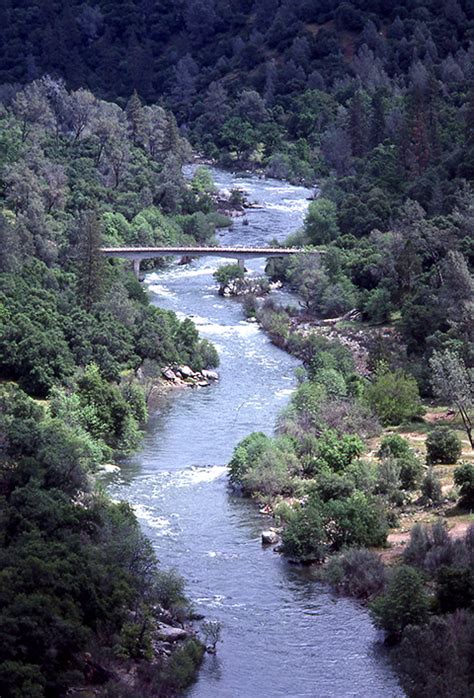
left=1, top=1, right=473, bottom=183
left=0, top=1, right=473, bottom=696
left=0, top=80, right=219, bottom=696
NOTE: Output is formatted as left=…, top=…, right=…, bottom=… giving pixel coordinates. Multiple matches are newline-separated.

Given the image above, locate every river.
left=107, top=168, right=404, bottom=697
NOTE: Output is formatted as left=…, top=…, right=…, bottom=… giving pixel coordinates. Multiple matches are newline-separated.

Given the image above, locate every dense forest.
left=0, top=0, right=473, bottom=696
left=0, top=80, right=221, bottom=696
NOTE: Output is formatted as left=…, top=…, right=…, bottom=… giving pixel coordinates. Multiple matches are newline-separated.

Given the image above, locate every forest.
left=0, top=0, right=473, bottom=696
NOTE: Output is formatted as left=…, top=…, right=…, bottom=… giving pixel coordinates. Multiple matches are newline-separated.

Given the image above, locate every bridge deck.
left=100, top=246, right=321, bottom=257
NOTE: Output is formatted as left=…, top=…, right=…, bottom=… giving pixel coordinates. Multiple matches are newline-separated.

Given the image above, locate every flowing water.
left=107, top=168, right=403, bottom=697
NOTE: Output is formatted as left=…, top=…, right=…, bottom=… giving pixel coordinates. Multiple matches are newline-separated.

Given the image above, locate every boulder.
left=162, top=368, right=177, bottom=382
left=202, top=369, right=219, bottom=381
left=156, top=623, right=188, bottom=642
left=177, top=365, right=195, bottom=378
left=261, top=530, right=279, bottom=545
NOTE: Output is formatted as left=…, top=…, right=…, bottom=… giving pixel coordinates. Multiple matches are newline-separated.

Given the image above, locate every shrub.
left=324, top=492, right=388, bottom=549
left=403, top=522, right=455, bottom=574
left=366, top=366, right=424, bottom=426
left=376, top=457, right=401, bottom=496
left=421, top=468, right=443, bottom=505
left=378, top=436, right=423, bottom=490
left=228, top=432, right=270, bottom=487
left=281, top=498, right=327, bottom=562
left=213, top=263, right=245, bottom=288
left=312, top=368, right=347, bottom=398
left=393, top=610, right=474, bottom=696
left=363, top=287, right=393, bottom=324
left=317, top=430, right=364, bottom=471
left=454, top=462, right=474, bottom=507
left=370, top=566, right=430, bottom=639
left=323, top=548, right=387, bottom=599
left=315, top=470, right=355, bottom=502
left=426, top=427, right=462, bottom=465
left=435, top=566, right=474, bottom=613
left=379, top=434, right=412, bottom=460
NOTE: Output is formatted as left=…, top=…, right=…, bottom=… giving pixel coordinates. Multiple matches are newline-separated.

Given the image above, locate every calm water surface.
left=107, top=168, right=403, bottom=697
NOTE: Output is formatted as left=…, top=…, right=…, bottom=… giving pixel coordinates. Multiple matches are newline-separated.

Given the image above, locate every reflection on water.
left=107, top=168, right=403, bottom=697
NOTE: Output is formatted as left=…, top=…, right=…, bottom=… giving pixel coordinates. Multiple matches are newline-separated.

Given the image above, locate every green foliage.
left=323, top=548, right=386, bottom=599
left=378, top=435, right=423, bottom=491
left=228, top=432, right=271, bottom=488
left=366, top=366, right=423, bottom=426
left=213, top=263, right=245, bottom=287
left=324, top=492, right=388, bottom=549
left=316, top=430, right=364, bottom=472
left=426, top=427, right=462, bottom=465
left=454, top=463, right=474, bottom=507
left=304, top=198, right=340, bottom=245
left=281, top=498, right=327, bottom=562
left=191, top=166, right=216, bottom=194
left=421, top=469, right=443, bottom=505
left=435, top=566, right=474, bottom=614
left=371, top=566, right=430, bottom=639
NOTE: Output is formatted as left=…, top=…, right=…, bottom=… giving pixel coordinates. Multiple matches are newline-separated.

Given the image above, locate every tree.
left=426, top=427, right=462, bottom=465
left=430, top=351, right=473, bottom=448
left=454, top=463, right=474, bottom=507
left=304, top=198, right=340, bottom=245
left=76, top=210, right=104, bottom=311
left=371, top=566, right=430, bottom=640
left=366, top=366, right=424, bottom=426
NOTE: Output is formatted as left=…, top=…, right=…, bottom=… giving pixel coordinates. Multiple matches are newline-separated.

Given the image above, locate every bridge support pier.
left=237, top=258, right=245, bottom=271
left=133, top=258, right=141, bottom=279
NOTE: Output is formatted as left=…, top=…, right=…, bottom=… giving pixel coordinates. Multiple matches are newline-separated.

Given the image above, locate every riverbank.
left=107, top=167, right=403, bottom=697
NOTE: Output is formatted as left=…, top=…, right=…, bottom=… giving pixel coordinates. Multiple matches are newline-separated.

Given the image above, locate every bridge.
left=100, top=246, right=321, bottom=277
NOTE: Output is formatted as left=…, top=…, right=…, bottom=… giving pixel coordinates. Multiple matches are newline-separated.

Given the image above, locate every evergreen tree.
left=76, top=210, right=104, bottom=311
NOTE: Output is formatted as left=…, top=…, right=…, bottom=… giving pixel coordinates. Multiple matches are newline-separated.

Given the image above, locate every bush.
left=454, top=462, right=474, bottom=507
left=324, top=492, right=388, bottom=549
left=435, top=566, right=474, bottom=613
left=421, top=468, right=443, bottom=505
left=426, top=427, right=462, bottom=465
left=378, top=436, right=423, bottom=490
left=281, top=498, right=327, bottom=562
left=393, top=610, right=474, bottom=696
left=213, top=263, right=245, bottom=287
left=312, top=368, right=347, bottom=398
left=228, top=432, right=270, bottom=487
left=316, top=430, right=364, bottom=471
left=366, top=366, right=424, bottom=426
left=370, top=565, right=430, bottom=640
left=323, top=548, right=387, bottom=599
left=363, top=287, right=393, bottom=324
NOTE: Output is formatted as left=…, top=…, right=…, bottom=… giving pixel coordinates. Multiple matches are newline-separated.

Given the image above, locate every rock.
left=156, top=623, right=188, bottom=642
left=162, top=367, right=177, bottom=382
left=202, top=369, right=219, bottom=381
left=261, top=530, right=279, bottom=545
left=177, top=365, right=195, bottom=378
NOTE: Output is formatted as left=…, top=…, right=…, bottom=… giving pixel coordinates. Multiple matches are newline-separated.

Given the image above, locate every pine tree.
left=370, top=89, right=386, bottom=148
left=349, top=90, right=369, bottom=158
left=76, top=210, right=104, bottom=311
left=126, top=89, right=144, bottom=145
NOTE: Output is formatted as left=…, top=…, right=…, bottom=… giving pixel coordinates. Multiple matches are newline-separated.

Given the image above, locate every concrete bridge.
left=100, top=246, right=321, bottom=277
